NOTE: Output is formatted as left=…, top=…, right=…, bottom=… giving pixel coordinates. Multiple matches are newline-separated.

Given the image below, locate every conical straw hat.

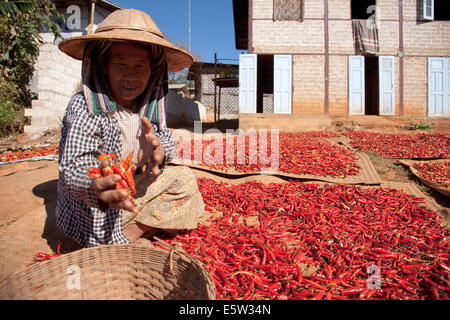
left=58, top=9, right=193, bottom=72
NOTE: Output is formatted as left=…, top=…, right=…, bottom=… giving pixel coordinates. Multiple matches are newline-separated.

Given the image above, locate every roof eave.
left=233, top=0, right=248, bottom=50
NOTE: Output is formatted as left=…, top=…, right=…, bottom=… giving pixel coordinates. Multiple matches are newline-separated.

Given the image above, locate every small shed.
left=187, top=61, right=240, bottom=120
left=169, top=83, right=188, bottom=97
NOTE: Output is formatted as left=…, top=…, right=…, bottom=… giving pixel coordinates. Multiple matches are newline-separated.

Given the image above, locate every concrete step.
left=239, top=113, right=332, bottom=132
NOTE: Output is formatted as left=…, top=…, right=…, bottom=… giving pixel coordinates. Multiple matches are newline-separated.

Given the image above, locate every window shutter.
left=428, top=58, right=449, bottom=116
left=348, top=56, right=365, bottom=115
left=379, top=56, right=396, bottom=116
left=273, top=55, right=292, bottom=114
left=239, top=54, right=257, bottom=113
left=273, top=0, right=304, bottom=22
left=423, top=0, right=434, bottom=20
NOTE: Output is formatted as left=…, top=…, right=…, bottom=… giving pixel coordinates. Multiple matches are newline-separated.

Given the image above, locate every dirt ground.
left=0, top=122, right=449, bottom=281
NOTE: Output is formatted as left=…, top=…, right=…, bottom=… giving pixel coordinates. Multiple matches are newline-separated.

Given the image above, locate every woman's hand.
left=138, top=117, right=165, bottom=180
left=91, top=161, right=139, bottom=213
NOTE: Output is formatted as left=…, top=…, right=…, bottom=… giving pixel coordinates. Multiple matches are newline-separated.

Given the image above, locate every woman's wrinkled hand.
left=137, top=117, right=165, bottom=181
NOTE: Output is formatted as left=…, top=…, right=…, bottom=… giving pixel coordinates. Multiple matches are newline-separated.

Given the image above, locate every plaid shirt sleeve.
left=58, top=93, right=120, bottom=209
left=57, top=93, right=128, bottom=247
left=59, top=94, right=105, bottom=208
left=153, top=125, right=175, bottom=163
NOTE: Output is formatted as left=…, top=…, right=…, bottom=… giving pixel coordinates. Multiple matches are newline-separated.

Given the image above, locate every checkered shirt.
left=56, top=92, right=175, bottom=247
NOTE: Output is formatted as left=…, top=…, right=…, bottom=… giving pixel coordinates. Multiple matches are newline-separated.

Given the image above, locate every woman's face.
left=105, top=42, right=151, bottom=109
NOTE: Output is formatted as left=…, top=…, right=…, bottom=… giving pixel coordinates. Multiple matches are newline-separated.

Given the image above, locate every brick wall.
left=253, top=19, right=324, bottom=54
left=328, top=0, right=350, bottom=19
left=378, top=21, right=399, bottom=55
left=404, top=21, right=450, bottom=56
left=403, top=0, right=422, bottom=20
left=253, top=0, right=273, bottom=19
left=377, top=0, right=399, bottom=20
left=292, top=55, right=325, bottom=114
left=403, top=57, right=428, bottom=117
left=250, top=0, right=450, bottom=117
left=303, top=0, right=324, bottom=19
left=328, top=20, right=354, bottom=55
left=328, top=55, right=348, bottom=115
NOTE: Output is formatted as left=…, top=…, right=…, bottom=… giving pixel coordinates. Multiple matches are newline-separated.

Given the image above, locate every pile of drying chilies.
left=155, top=178, right=450, bottom=300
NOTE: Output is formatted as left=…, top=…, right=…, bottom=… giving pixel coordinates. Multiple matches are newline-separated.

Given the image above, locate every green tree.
left=0, top=0, right=63, bottom=136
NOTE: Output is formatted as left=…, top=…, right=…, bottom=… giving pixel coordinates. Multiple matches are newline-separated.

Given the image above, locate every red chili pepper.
left=343, top=130, right=450, bottom=159
left=87, top=167, right=102, bottom=177
left=98, top=153, right=117, bottom=161
left=102, top=165, right=114, bottom=176
left=160, top=177, right=450, bottom=300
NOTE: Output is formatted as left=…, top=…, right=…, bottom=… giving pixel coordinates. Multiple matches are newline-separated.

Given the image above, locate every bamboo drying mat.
left=397, top=159, right=450, bottom=198
left=170, top=151, right=381, bottom=185
left=191, top=169, right=449, bottom=228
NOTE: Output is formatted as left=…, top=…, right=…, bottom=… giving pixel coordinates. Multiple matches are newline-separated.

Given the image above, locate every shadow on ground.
left=32, top=180, right=81, bottom=253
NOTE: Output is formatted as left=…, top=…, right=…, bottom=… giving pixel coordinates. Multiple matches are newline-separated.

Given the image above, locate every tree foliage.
left=163, top=34, right=203, bottom=85
left=0, top=0, right=63, bottom=136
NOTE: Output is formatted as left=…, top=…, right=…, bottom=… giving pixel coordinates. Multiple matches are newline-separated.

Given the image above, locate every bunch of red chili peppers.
left=412, top=161, right=450, bottom=189
left=343, top=131, right=450, bottom=159
left=156, top=178, right=450, bottom=300
left=175, top=132, right=360, bottom=178
left=0, top=144, right=59, bottom=162
left=87, top=153, right=137, bottom=202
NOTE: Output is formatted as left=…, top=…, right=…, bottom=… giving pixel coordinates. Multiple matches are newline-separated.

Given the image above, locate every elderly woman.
left=57, top=9, right=204, bottom=248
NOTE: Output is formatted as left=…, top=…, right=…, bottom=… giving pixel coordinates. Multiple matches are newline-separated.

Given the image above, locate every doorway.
left=365, top=56, right=379, bottom=115
left=257, top=55, right=274, bottom=113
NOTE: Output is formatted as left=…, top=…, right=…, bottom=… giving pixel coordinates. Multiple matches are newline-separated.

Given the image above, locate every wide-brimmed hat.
left=58, top=9, right=193, bottom=72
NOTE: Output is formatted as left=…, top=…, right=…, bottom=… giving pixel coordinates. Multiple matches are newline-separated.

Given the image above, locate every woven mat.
left=327, top=135, right=359, bottom=153
left=0, top=201, right=57, bottom=281
left=170, top=152, right=381, bottom=185
left=397, top=159, right=450, bottom=198
left=192, top=169, right=449, bottom=226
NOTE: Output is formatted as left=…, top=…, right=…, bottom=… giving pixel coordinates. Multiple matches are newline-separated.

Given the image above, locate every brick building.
left=233, top=0, right=450, bottom=118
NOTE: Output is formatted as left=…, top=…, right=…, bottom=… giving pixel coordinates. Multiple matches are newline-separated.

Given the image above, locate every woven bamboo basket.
left=399, top=159, right=450, bottom=198
left=0, top=241, right=216, bottom=300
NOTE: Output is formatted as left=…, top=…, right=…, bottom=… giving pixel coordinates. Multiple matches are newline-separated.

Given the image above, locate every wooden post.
left=398, top=0, right=404, bottom=116
left=214, top=53, right=217, bottom=123
left=87, top=0, right=96, bottom=35
left=324, top=0, right=329, bottom=115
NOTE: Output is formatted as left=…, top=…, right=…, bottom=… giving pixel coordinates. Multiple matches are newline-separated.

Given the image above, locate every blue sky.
left=113, top=0, right=245, bottom=64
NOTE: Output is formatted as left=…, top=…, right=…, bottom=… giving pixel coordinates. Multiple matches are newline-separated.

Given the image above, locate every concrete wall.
left=250, top=0, right=450, bottom=117
left=165, top=91, right=207, bottom=128
left=25, top=43, right=82, bottom=136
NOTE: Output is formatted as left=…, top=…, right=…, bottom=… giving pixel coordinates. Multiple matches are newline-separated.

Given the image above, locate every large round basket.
left=0, top=242, right=216, bottom=300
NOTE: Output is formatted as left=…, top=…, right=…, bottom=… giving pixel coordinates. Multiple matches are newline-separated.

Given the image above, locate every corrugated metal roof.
left=99, top=0, right=124, bottom=10
left=169, top=83, right=186, bottom=90
left=52, top=0, right=124, bottom=11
